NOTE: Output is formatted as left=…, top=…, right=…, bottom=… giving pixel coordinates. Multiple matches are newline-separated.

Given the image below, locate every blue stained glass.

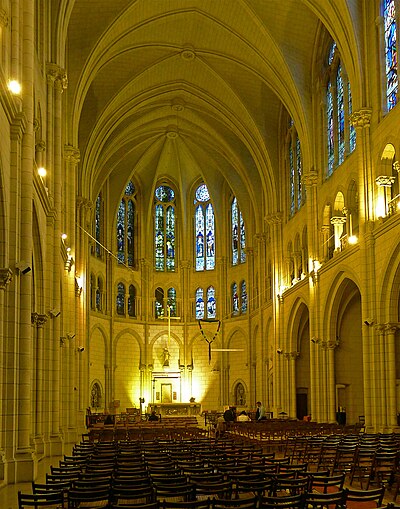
left=117, top=200, right=125, bottom=263
left=348, top=82, right=356, bottom=152
left=296, top=136, right=302, bottom=209
left=167, top=287, right=177, bottom=317
left=155, top=204, right=165, bottom=271
left=207, top=286, right=216, bottom=319
left=116, top=283, right=125, bottom=315
left=155, top=287, right=164, bottom=318
left=205, top=204, right=215, bottom=270
left=195, top=288, right=204, bottom=319
left=155, top=185, right=175, bottom=202
left=95, top=194, right=101, bottom=257
left=232, top=282, right=239, bottom=315
left=128, top=285, right=135, bottom=317
left=166, top=206, right=175, bottom=271
left=195, top=205, right=205, bottom=271
left=289, top=139, right=295, bottom=214
left=327, top=82, right=334, bottom=176
left=240, top=211, right=246, bottom=263
left=195, top=184, right=210, bottom=202
left=232, top=198, right=239, bottom=266
left=384, top=0, right=398, bottom=110
left=125, top=181, right=135, bottom=195
left=328, top=42, right=337, bottom=65
left=241, top=280, right=247, bottom=314
left=96, top=288, right=101, bottom=310
left=337, top=65, right=345, bottom=164
left=127, top=200, right=134, bottom=266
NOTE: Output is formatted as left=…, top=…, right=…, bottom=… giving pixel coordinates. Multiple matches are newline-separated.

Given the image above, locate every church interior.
left=0, top=0, right=399, bottom=489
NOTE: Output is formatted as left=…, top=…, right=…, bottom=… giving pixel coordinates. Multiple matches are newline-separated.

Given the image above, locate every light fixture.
left=348, top=235, right=358, bottom=245
left=65, top=256, right=74, bottom=271
left=49, top=308, right=61, bottom=318
left=77, top=346, right=85, bottom=353
left=15, top=261, right=32, bottom=274
left=67, top=333, right=76, bottom=340
left=276, top=348, right=283, bottom=354
left=8, top=79, right=21, bottom=94
left=38, top=167, right=47, bottom=178
left=61, top=233, right=67, bottom=240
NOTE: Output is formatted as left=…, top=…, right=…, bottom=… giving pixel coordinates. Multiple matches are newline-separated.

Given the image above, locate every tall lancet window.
left=287, top=118, right=304, bottom=217
left=195, top=288, right=205, bottom=319
left=325, top=41, right=356, bottom=177
left=95, top=193, right=102, bottom=258
left=207, top=286, right=216, bottom=319
left=232, top=282, right=239, bottom=316
left=241, top=280, right=248, bottom=314
left=231, top=197, right=246, bottom=265
left=117, top=181, right=135, bottom=266
left=384, top=0, right=398, bottom=110
left=154, top=185, right=176, bottom=272
left=194, top=183, right=215, bottom=271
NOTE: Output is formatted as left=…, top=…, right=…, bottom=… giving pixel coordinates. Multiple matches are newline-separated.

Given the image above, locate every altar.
left=149, top=402, right=202, bottom=416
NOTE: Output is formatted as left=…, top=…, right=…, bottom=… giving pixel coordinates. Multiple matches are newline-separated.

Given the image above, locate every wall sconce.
left=348, top=235, right=358, bottom=245
left=60, top=337, right=66, bottom=346
left=49, top=308, right=61, bottom=318
left=15, top=261, right=32, bottom=274
left=67, top=333, right=76, bottom=340
left=38, top=167, right=47, bottom=178
left=8, top=79, right=21, bottom=94
left=75, top=275, right=83, bottom=296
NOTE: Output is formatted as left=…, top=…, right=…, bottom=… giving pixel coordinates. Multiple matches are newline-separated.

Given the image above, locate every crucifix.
left=159, top=305, right=180, bottom=366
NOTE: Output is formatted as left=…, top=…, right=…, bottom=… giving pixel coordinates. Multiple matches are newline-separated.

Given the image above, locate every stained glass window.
left=384, top=0, right=398, bottom=111
left=296, top=136, right=303, bottom=210
left=116, top=181, right=135, bottom=265
left=241, top=280, right=247, bottom=314
left=128, top=285, right=136, bottom=317
left=155, top=287, right=164, bottom=318
left=325, top=42, right=356, bottom=176
left=327, top=82, right=334, bottom=176
left=154, top=185, right=176, bottom=271
left=95, top=193, right=102, bottom=257
left=195, top=288, right=204, bottom=319
left=116, top=283, right=125, bottom=315
left=232, top=283, right=239, bottom=316
left=96, top=277, right=102, bottom=311
left=289, top=139, right=295, bottom=215
left=240, top=210, right=246, bottom=263
left=231, top=197, right=246, bottom=265
left=194, top=184, right=215, bottom=271
left=337, top=64, right=345, bottom=165
left=348, top=83, right=356, bottom=152
left=207, top=286, right=216, bottom=319
left=167, top=287, right=177, bottom=317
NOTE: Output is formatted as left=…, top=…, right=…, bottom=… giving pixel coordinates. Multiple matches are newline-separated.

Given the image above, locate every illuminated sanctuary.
left=0, top=0, right=399, bottom=484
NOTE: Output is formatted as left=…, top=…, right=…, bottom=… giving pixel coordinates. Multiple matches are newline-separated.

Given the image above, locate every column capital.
left=349, top=108, right=372, bottom=128
left=31, top=313, right=48, bottom=327
left=265, top=213, right=282, bottom=225
left=376, top=322, right=400, bottom=334
left=0, top=268, right=13, bottom=289
left=284, top=351, right=299, bottom=360
left=254, top=233, right=266, bottom=243
left=46, top=63, right=68, bottom=90
left=320, top=338, right=340, bottom=350
left=330, top=216, right=346, bottom=225
left=76, top=196, right=93, bottom=211
left=179, top=260, right=191, bottom=269
left=64, top=145, right=80, bottom=164
left=393, top=161, right=400, bottom=173
left=375, top=175, right=396, bottom=187
left=302, top=169, right=319, bottom=187
left=35, top=140, right=46, bottom=152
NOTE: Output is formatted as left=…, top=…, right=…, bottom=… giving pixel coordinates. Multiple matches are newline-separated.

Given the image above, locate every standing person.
left=255, top=401, right=266, bottom=421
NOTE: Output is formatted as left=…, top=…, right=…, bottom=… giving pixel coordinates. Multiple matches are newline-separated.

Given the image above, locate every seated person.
left=104, top=412, right=114, bottom=425
left=148, top=410, right=159, bottom=422
left=237, top=410, right=251, bottom=422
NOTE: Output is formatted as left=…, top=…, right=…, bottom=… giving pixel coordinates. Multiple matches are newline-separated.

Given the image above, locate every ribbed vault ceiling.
left=59, top=0, right=357, bottom=228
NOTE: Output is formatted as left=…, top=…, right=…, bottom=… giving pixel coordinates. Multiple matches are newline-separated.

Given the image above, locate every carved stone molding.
left=0, top=268, right=13, bottom=289
left=349, top=108, right=372, bottom=128
left=31, top=313, right=48, bottom=327
left=302, top=170, right=319, bottom=187
left=284, top=351, right=300, bottom=360
left=64, top=145, right=80, bottom=164
left=265, top=213, right=282, bottom=225
left=0, top=8, right=9, bottom=27
left=46, top=63, right=68, bottom=90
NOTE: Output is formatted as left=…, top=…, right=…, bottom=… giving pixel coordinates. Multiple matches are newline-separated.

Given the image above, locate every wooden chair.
left=161, top=500, right=212, bottom=509
left=67, top=486, right=111, bottom=508
left=258, top=493, right=306, bottom=509
left=196, top=481, right=233, bottom=500
left=308, top=473, right=345, bottom=493
left=18, top=491, right=65, bottom=509
left=211, top=496, right=259, bottom=508
left=304, top=490, right=347, bottom=509
left=344, top=487, right=385, bottom=509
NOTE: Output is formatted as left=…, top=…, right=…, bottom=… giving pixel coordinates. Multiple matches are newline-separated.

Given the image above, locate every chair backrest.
left=259, top=493, right=305, bottom=509
left=305, top=489, right=347, bottom=509
left=212, top=495, right=259, bottom=508
left=18, top=491, right=65, bottom=509
left=344, top=487, right=385, bottom=509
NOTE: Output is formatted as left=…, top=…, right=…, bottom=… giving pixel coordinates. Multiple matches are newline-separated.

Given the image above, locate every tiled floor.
left=0, top=455, right=63, bottom=509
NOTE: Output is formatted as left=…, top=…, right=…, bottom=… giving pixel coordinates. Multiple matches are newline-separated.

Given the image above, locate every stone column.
left=31, top=313, right=47, bottom=453
left=330, top=216, right=346, bottom=253
left=0, top=268, right=13, bottom=458
left=255, top=234, right=266, bottom=406
left=284, top=351, right=299, bottom=417
left=383, top=323, right=399, bottom=428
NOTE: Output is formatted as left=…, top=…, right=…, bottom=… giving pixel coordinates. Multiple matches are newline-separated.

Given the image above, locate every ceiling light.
left=38, top=167, right=47, bottom=177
